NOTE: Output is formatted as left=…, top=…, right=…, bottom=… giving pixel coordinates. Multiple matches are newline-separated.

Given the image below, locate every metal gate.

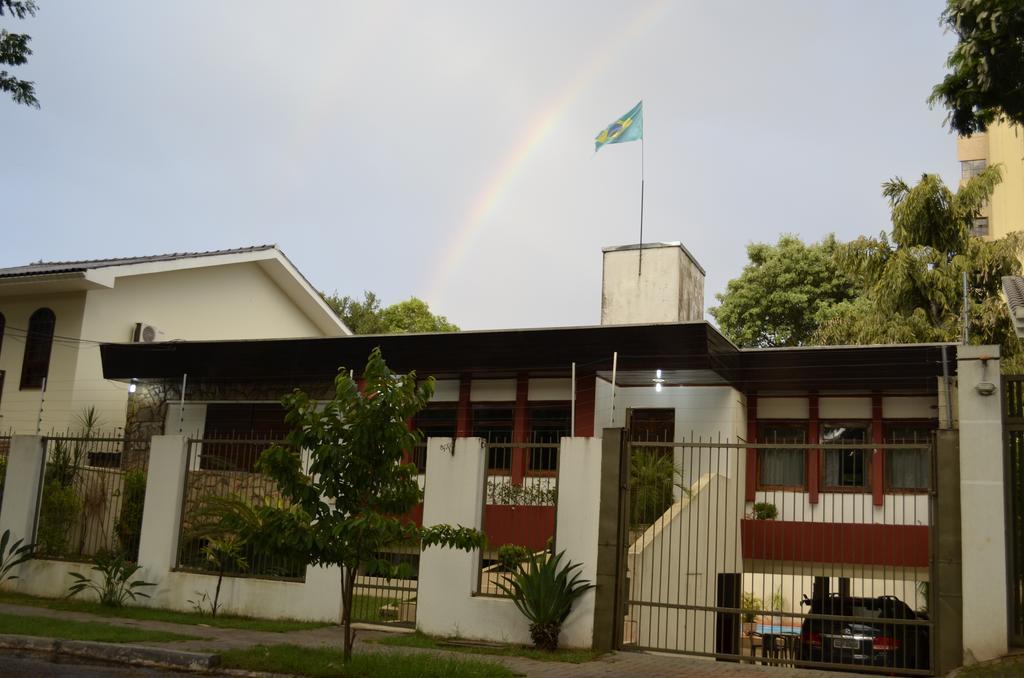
left=617, top=434, right=936, bottom=674
left=1004, top=376, right=1024, bottom=646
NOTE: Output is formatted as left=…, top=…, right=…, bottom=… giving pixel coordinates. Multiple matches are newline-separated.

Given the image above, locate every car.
left=798, top=594, right=930, bottom=672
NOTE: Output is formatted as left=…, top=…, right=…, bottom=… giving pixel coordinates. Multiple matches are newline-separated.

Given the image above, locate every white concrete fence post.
left=0, top=435, right=46, bottom=547
left=137, top=435, right=189, bottom=585
left=955, top=345, right=1008, bottom=663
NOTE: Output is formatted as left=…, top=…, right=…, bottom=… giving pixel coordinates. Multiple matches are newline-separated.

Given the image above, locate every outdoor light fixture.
left=128, top=378, right=138, bottom=394
left=975, top=381, right=997, bottom=396
left=653, top=368, right=665, bottom=392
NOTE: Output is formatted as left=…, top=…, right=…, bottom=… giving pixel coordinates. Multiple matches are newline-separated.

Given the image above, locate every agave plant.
left=0, top=529, right=35, bottom=584
left=495, top=550, right=594, bottom=651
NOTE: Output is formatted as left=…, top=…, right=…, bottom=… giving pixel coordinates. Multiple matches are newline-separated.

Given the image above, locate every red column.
left=573, top=372, right=596, bottom=437
left=456, top=376, right=472, bottom=437
left=511, top=374, right=529, bottom=485
left=871, top=395, right=884, bottom=507
left=745, top=395, right=758, bottom=503
left=808, top=395, right=820, bottom=505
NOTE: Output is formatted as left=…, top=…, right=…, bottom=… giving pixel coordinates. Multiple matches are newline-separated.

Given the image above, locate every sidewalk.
left=0, top=602, right=869, bottom=677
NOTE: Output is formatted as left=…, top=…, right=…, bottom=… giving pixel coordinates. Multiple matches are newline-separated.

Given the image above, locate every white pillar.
left=137, top=435, right=188, bottom=578
left=553, top=436, right=602, bottom=647
left=0, top=436, right=46, bottom=546
left=956, top=345, right=1008, bottom=663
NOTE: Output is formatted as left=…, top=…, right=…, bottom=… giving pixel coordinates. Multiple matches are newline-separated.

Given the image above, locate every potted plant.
left=741, top=592, right=761, bottom=636
left=751, top=502, right=778, bottom=520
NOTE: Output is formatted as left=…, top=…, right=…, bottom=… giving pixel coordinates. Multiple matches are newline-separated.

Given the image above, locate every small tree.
left=258, top=348, right=482, bottom=661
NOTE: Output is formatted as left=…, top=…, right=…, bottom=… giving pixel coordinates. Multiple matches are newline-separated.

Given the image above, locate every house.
left=0, top=246, right=348, bottom=437
left=0, top=241, right=1004, bottom=671
left=99, top=243, right=948, bottom=608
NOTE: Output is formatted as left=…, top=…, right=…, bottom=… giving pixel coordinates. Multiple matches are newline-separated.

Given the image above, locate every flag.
left=594, top=101, right=643, bottom=152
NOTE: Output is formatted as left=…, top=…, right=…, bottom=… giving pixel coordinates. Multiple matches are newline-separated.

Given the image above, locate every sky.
left=0, top=1, right=960, bottom=331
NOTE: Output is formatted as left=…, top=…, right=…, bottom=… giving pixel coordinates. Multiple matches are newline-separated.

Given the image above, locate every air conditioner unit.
left=132, top=322, right=160, bottom=343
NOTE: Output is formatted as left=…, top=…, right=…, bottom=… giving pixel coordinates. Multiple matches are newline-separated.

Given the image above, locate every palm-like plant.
left=0, top=529, right=34, bottom=584
left=495, top=550, right=594, bottom=651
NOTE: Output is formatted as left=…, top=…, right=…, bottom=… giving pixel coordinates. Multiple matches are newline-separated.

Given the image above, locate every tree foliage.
left=323, top=290, right=459, bottom=334
left=256, top=348, right=482, bottom=661
left=813, top=167, right=1023, bottom=368
left=709, top=235, right=855, bottom=347
left=1, top=1, right=38, bottom=108
left=930, top=0, right=1024, bottom=135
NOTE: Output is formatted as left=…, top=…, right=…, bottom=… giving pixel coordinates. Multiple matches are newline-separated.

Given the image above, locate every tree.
left=930, top=0, right=1024, bottom=135
left=256, top=348, right=482, bottom=661
left=1, top=1, right=39, bottom=108
left=379, top=297, right=459, bottom=333
left=709, top=235, right=856, bottom=347
left=813, top=167, right=1024, bottom=368
left=322, top=290, right=459, bottom=334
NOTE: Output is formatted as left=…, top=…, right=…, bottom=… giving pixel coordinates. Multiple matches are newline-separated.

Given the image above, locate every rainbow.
left=424, top=1, right=669, bottom=305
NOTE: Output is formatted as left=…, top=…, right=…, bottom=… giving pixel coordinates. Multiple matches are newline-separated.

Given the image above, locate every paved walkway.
left=0, top=602, right=872, bottom=677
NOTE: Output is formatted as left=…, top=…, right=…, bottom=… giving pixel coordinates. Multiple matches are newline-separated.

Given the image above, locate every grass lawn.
left=0, top=612, right=198, bottom=643
left=220, top=644, right=518, bottom=677
left=374, top=631, right=604, bottom=663
left=0, top=590, right=331, bottom=633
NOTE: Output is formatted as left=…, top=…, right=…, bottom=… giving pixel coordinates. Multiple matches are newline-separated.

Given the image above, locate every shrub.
left=497, top=544, right=530, bottom=572
left=751, top=502, right=778, bottom=520
left=36, top=481, right=82, bottom=558
left=741, top=592, right=761, bottom=624
left=629, top=450, right=686, bottom=525
left=114, top=470, right=147, bottom=558
left=496, top=550, right=594, bottom=651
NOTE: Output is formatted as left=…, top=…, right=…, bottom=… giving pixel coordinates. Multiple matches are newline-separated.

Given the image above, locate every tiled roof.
left=0, top=245, right=277, bottom=279
left=1003, top=276, right=1024, bottom=338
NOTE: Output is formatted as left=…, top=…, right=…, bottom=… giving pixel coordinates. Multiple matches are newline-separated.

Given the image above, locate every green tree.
left=379, top=297, right=459, bottom=333
left=256, top=348, right=482, bottom=661
left=813, top=167, right=1024, bottom=368
left=710, top=235, right=855, bottom=347
left=930, top=0, right=1024, bottom=135
left=1, top=1, right=38, bottom=108
left=322, top=290, right=459, bottom=334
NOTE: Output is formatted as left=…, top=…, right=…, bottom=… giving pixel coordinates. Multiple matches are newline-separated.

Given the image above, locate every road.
left=0, top=650, right=204, bottom=677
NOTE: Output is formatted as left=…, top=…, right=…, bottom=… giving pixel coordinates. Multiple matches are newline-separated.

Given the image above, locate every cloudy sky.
left=1, top=1, right=959, bottom=330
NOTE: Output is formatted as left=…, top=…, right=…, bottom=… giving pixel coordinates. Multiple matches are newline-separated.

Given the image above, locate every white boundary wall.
left=417, top=436, right=602, bottom=647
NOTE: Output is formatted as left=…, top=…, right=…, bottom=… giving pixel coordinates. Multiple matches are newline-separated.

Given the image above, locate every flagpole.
left=638, top=135, right=645, bottom=277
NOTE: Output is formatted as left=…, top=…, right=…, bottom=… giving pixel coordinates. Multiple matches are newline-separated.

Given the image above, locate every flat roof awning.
left=100, top=322, right=953, bottom=394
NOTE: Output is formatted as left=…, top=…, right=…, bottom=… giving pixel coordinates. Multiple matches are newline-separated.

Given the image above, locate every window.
left=528, top=404, right=570, bottom=473
left=961, top=158, right=987, bottom=180
left=413, top=402, right=457, bottom=473
left=758, top=423, right=806, bottom=489
left=822, top=423, right=870, bottom=490
left=971, top=217, right=989, bottom=237
left=20, top=308, right=55, bottom=390
left=628, top=408, right=675, bottom=444
left=472, top=403, right=514, bottom=472
left=885, top=424, right=933, bottom=491
left=201, top=403, right=289, bottom=471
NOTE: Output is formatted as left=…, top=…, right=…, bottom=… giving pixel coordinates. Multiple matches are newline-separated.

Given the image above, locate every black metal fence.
left=621, top=435, right=936, bottom=675
left=175, top=437, right=307, bottom=581
left=34, top=436, right=150, bottom=562
left=1004, top=375, right=1024, bottom=647
left=0, top=431, right=11, bottom=517
left=352, top=547, right=421, bottom=627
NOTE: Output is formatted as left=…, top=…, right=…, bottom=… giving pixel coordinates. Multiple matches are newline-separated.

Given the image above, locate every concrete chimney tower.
left=601, top=242, right=705, bottom=325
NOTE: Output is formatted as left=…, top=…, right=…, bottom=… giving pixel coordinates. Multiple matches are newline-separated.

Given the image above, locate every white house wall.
left=0, top=292, right=87, bottom=434
left=0, top=262, right=335, bottom=435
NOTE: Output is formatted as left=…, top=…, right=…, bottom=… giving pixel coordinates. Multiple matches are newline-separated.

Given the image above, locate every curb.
left=0, top=634, right=221, bottom=671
